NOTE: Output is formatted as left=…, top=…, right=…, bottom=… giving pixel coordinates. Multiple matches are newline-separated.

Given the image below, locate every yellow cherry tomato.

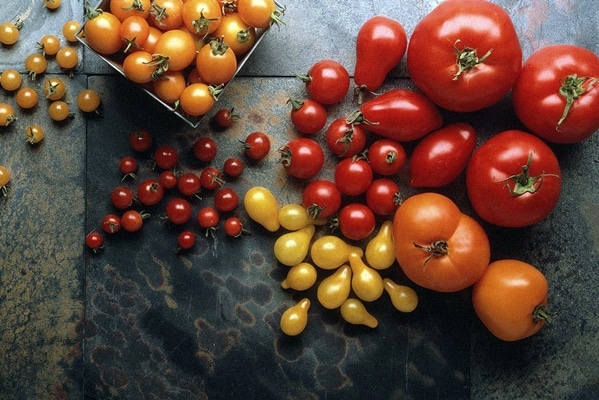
left=348, top=251, right=384, bottom=302
left=340, top=298, right=378, bottom=328
left=365, top=220, right=396, bottom=270
left=281, top=262, right=317, bottom=291
left=0, top=69, right=22, bottom=91
left=383, top=278, right=418, bottom=313
left=278, top=203, right=326, bottom=231
left=0, top=102, right=17, bottom=126
left=280, top=298, right=310, bottom=336
left=77, top=89, right=101, bottom=113
left=43, top=77, right=66, bottom=100
left=0, top=165, right=11, bottom=196
left=15, top=87, right=39, bottom=109
left=25, top=124, right=44, bottom=144
left=310, top=235, right=363, bottom=270
left=244, top=186, right=280, bottom=232
left=273, top=224, right=315, bottom=266
left=317, top=264, right=352, bottom=309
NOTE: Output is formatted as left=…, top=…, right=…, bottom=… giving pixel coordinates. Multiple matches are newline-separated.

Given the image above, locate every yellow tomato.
left=340, top=298, right=378, bottom=328
left=273, top=224, right=315, bottom=266
left=365, top=220, right=395, bottom=270
left=310, top=235, right=362, bottom=270
left=317, top=264, right=351, bottom=309
left=280, top=298, right=310, bottom=336
left=281, top=262, right=317, bottom=291
left=348, top=251, right=384, bottom=302
left=383, top=278, right=418, bottom=313
left=278, top=203, right=326, bottom=231
left=244, top=186, right=280, bottom=232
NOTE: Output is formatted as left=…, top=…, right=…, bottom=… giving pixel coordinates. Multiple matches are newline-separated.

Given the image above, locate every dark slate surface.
left=1, top=1, right=598, bottom=399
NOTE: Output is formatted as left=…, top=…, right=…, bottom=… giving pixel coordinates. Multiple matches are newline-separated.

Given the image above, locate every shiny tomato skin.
left=393, top=192, right=490, bottom=292
left=354, top=16, right=407, bottom=92
left=288, top=98, right=327, bottom=135
left=243, top=132, right=271, bottom=160
left=334, top=157, right=373, bottom=196
left=129, top=129, right=153, bottom=152
left=325, top=117, right=367, bottom=157
left=338, top=203, right=376, bottom=241
left=512, top=44, right=599, bottom=143
left=367, top=138, right=406, bottom=176
left=365, top=178, right=400, bottom=216
left=137, top=179, right=164, bottom=206
left=409, top=122, right=476, bottom=187
left=407, top=0, right=522, bottom=112
left=84, top=10, right=122, bottom=55
left=349, top=88, right=443, bottom=142
left=466, top=130, right=561, bottom=228
left=302, top=179, right=341, bottom=220
left=302, top=59, right=350, bottom=105
left=279, top=138, right=324, bottom=180
left=472, top=259, right=550, bottom=341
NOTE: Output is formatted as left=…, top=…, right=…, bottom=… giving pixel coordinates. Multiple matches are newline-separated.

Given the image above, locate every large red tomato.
left=512, top=44, right=599, bottom=144
left=407, top=0, right=522, bottom=112
left=466, top=130, right=561, bottom=228
left=393, top=192, right=490, bottom=292
left=472, top=259, right=551, bottom=341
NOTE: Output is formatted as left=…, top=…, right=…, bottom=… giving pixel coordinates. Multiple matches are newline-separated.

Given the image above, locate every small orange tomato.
left=472, top=259, right=551, bottom=341
left=77, top=89, right=102, bottom=113
left=120, top=15, right=151, bottom=53
left=123, top=51, right=157, bottom=83
left=153, top=29, right=197, bottom=71
left=195, top=38, right=237, bottom=84
left=142, top=26, right=163, bottom=54
left=83, top=6, right=122, bottom=55
left=179, top=82, right=216, bottom=116
left=182, top=0, right=222, bottom=36
left=152, top=70, right=186, bottom=104
left=15, top=87, right=39, bottom=109
left=110, top=0, right=151, bottom=21
left=149, top=0, right=184, bottom=31
left=213, top=12, right=256, bottom=56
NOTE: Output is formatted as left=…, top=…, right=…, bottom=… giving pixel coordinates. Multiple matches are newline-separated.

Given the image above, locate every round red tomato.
left=334, top=157, right=373, bottom=196
left=223, top=216, right=245, bottom=237
left=129, top=128, right=153, bottom=152
left=200, top=167, right=224, bottom=190
left=243, top=131, right=271, bottom=161
left=177, top=230, right=196, bottom=250
left=325, top=118, right=367, bottom=157
left=466, top=130, right=562, bottom=228
left=288, top=98, right=327, bottom=135
left=197, top=206, right=220, bottom=229
left=337, top=203, right=376, bottom=241
left=393, top=192, right=490, bottom=292
left=367, top=138, right=406, bottom=176
left=86, top=232, right=104, bottom=252
left=154, top=145, right=179, bottom=170
left=512, top=44, right=599, bottom=143
left=409, top=122, right=476, bottom=187
left=472, top=259, right=551, bottom=341
left=299, top=59, right=350, bottom=105
left=406, top=0, right=522, bottom=112
left=137, top=179, right=164, bottom=206
left=193, top=137, right=218, bottom=162
left=214, top=187, right=239, bottom=212
left=279, top=138, right=324, bottom=180
left=177, top=172, right=202, bottom=197
left=121, top=210, right=147, bottom=232
left=159, top=170, right=178, bottom=190
left=110, top=185, right=134, bottom=209
left=302, top=179, right=341, bottom=220
left=365, top=178, right=401, bottom=216
left=165, top=197, right=192, bottom=224
left=223, top=157, right=244, bottom=178
left=101, top=213, right=121, bottom=234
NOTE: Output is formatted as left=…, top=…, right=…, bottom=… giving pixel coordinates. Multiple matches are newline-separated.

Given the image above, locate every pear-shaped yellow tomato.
left=349, top=251, right=384, bottom=302
left=317, top=264, right=352, bottom=309
left=310, top=235, right=363, bottom=270
left=273, top=224, right=315, bottom=266
left=365, top=220, right=395, bottom=270
left=278, top=203, right=326, bottom=231
left=244, top=186, right=280, bottom=232
left=281, top=262, right=318, bottom=291
left=280, top=298, right=310, bottom=336
left=340, top=298, right=378, bottom=328
left=383, top=278, right=418, bottom=313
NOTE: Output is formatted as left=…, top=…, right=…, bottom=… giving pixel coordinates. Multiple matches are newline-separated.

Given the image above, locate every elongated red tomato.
left=354, top=16, right=407, bottom=93
left=407, top=0, right=522, bottom=112
left=512, top=44, right=599, bottom=144
left=346, top=88, right=443, bottom=142
left=466, top=130, right=561, bottom=227
left=409, top=122, right=476, bottom=187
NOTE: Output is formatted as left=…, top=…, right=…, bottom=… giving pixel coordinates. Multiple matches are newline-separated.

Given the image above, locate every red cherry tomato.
left=177, top=172, right=202, bottom=197
left=302, top=179, right=341, bottom=220
left=159, top=170, right=178, bottom=190
left=299, top=59, right=350, bottom=105
left=279, top=138, right=324, bottom=180
left=334, top=157, right=373, bottom=196
left=223, top=157, right=244, bottom=178
left=121, top=210, right=147, bottom=232
left=193, top=137, right=218, bottom=162
left=287, top=98, right=327, bottom=135
left=354, top=16, right=407, bottom=93
left=409, top=122, right=476, bottom=187
left=197, top=206, right=220, bottom=230
left=137, top=179, right=164, bottom=206
left=406, top=0, right=522, bottom=112
left=85, top=231, right=104, bottom=252
left=365, top=178, right=401, bottom=216
left=199, top=167, right=224, bottom=190
left=101, top=213, right=121, bottom=234
left=337, top=203, right=376, bottom=241
left=466, top=130, right=562, bottom=228
left=325, top=118, right=367, bottom=158
left=177, top=230, right=196, bottom=250
left=243, top=131, right=271, bottom=161
left=129, top=128, right=153, bottom=152
left=110, top=185, right=134, bottom=209
left=223, top=216, right=245, bottom=237
left=165, top=197, right=193, bottom=224
left=214, top=187, right=239, bottom=212
left=367, top=138, right=406, bottom=176
left=119, top=156, right=138, bottom=179
left=154, top=145, right=179, bottom=170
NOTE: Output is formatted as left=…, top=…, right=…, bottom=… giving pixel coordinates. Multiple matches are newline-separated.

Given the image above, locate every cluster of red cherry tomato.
left=85, top=121, right=273, bottom=253
left=81, top=0, right=284, bottom=118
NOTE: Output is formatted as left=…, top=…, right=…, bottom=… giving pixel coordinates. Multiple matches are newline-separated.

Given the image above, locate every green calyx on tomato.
left=557, top=74, right=598, bottom=128
left=193, top=10, right=219, bottom=35
left=496, top=151, right=559, bottom=196
left=84, top=1, right=103, bottom=20
left=412, top=240, right=449, bottom=268
left=532, top=304, right=553, bottom=325
left=452, top=39, right=493, bottom=81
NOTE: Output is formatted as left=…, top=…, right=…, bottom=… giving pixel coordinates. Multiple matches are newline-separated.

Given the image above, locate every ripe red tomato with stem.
left=242, top=131, right=271, bottom=161
left=354, top=16, right=407, bottom=96
left=365, top=178, right=401, bottom=216
left=302, top=179, right=341, bottom=220
left=101, top=213, right=122, bottom=234
left=200, top=167, right=224, bottom=190
left=472, top=259, right=552, bottom=341
left=129, top=128, right=153, bottom=152
left=223, top=216, right=246, bottom=237
left=466, top=130, right=562, bottom=228
left=121, top=210, right=149, bottom=232
left=346, top=88, right=443, bottom=142
left=214, top=187, right=239, bottom=212
left=334, top=156, right=373, bottom=196
left=409, top=122, right=476, bottom=187
left=159, top=170, right=178, bottom=190
left=165, top=197, right=192, bottom=224
left=110, top=185, right=134, bottom=209
left=119, top=157, right=138, bottom=180
left=154, top=145, right=179, bottom=170
left=193, top=137, right=218, bottom=162
left=177, top=230, right=196, bottom=250
left=287, top=98, right=327, bottom=135
left=137, top=178, right=165, bottom=206
left=367, top=138, right=406, bottom=176
left=279, top=138, right=324, bottom=180
left=325, top=118, right=367, bottom=158
left=223, top=157, right=244, bottom=178
left=298, top=59, right=350, bottom=105
left=406, top=0, right=522, bottom=112
left=197, top=206, right=220, bottom=235
left=336, top=203, right=376, bottom=241
left=85, top=231, right=104, bottom=253
left=177, top=172, right=202, bottom=197
left=512, top=44, right=599, bottom=144
left=214, top=108, right=238, bottom=129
